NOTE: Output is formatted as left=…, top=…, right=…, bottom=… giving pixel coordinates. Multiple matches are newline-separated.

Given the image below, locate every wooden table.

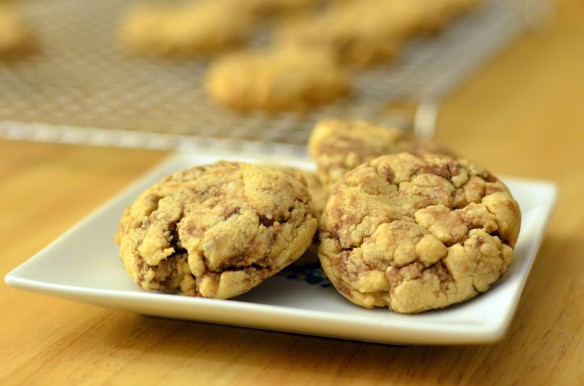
left=1, top=1, right=583, bottom=384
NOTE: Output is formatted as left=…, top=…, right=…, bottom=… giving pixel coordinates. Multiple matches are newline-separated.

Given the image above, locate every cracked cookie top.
left=116, top=160, right=318, bottom=299
left=308, top=118, right=451, bottom=189
left=318, top=152, right=521, bottom=313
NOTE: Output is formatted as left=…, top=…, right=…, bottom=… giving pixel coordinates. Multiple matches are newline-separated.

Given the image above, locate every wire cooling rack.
left=0, top=0, right=550, bottom=155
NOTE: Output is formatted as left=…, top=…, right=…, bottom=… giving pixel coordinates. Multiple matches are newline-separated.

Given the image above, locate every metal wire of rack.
left=0, top=0, right=550, bottom=155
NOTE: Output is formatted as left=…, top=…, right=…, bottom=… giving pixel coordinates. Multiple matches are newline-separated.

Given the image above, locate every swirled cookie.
left=205, top=46, right=351, bottom=111
left=118, top=0, right=255, bottom=56
left=116, top=161, right=318, bottom=299
left=308, top=118, right=450, bottom=188
left=318, top=153, right=521, bottom=313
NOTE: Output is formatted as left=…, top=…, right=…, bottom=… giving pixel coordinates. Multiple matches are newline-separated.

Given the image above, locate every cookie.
left=261, top=167, right=324, bottom=266
left=408, top=0, right=482, bottom=33
left=0, top=5, right=29, bottom=56
left=204, top=46, right=351, bottom=111
left=372, top=0, right=469, bottom=35
left=308, top=118, right=451, bottom=188
left=116, top=161, right=318, bottom=299
left=118, top=0, right=255, bottom=56
left=276, top=0, right=482, bottom=65
left=318, top=152, right=521, bottom=313
left=275, top=0, right=409, bottom=67
left=235, top=0, right=323, bottom=16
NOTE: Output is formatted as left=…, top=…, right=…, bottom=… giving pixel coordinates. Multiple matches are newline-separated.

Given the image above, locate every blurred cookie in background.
left=205, top=46, right=352, bottom=112
left=118, top=0, right=256, bottom=57
left=0, top=5, right=31, bottom=57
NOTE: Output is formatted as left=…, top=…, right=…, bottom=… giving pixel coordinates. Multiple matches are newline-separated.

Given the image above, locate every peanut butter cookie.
left=118, top=0, right=255, bottom=56
left=116, top=161, right=318, bottom=299
left=275, top=0, right=408, bottom=67
left=276, top=0, right=482, bottom=66
left=318, top=152, right=521, bottom=313
left=205, top=46, right=351, bottom=111
left=236, top=0, right=323, bottom=16
left=308, top=118, right=450, bottom=188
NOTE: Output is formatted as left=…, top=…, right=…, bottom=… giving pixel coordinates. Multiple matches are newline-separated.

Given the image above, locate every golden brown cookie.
left=276, top=0, right=482, bottom=65
left=262, top=167, right=324, bottom=266
left=318, top=152, right=521, bottom=313
left=116, top=161, right=318, bottom=299
left=262, top=166, right=327, bottom=219
left=408, top=0, right=482, bottom=34
left=308, top=118, right=451, bottom=188
left=275, top=0, right=410, bottom=67
left=118, top=0, right=255, bottom=56
left=204, top=46, right=351, bottom=112
left=373, top=0, right=471, bottom=35
left=235, top=0, right=323, bottom=17
left=0, top=5, right=29, bottom=56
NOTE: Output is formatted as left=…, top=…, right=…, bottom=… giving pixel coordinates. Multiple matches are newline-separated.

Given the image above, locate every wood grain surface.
left=1, top=0, right=583, bottom=384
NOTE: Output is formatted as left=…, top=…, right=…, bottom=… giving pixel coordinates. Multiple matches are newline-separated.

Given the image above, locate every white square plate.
left=5, top=151, right=557, bottom=345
